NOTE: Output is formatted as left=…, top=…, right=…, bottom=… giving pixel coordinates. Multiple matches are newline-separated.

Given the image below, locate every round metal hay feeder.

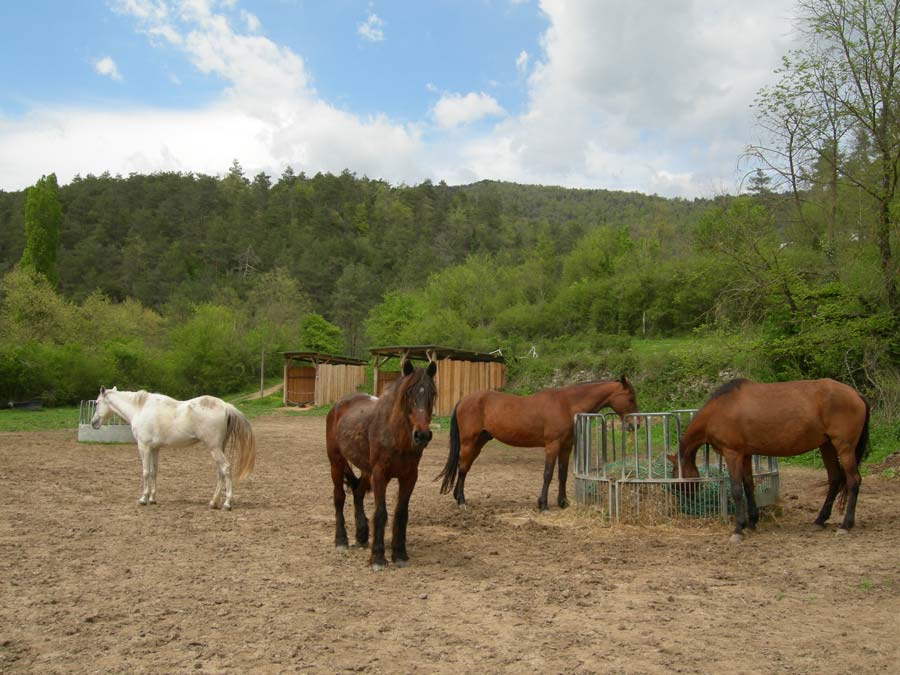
left=77, top=400, right=135, bottom=443
left=573, top=410, right=780, bottom=523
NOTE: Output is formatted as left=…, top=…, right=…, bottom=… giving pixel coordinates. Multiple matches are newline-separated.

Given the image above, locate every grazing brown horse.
left=674, top=378, right=870, bottom=541
left=438, top=376, right=638, bottom=510
left=326, top=359, right=437, bottom=570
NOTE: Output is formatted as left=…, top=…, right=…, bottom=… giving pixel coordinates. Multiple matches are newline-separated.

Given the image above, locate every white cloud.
left=357, top=13, right=385, bottom=42
left=516, top=50, right=529, bottom=74
left=432, top=92, right=505, bottom=130
left=93, top=56, right=123, bottom=81
left=240, top=9, right=261, bottom=33
left=0, top=0, right=798, bottom=198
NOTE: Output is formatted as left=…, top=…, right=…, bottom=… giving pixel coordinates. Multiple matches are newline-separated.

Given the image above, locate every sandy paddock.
left=1, top=415, right=899, bottom=674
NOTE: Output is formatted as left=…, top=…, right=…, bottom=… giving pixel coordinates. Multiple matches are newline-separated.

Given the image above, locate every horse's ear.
left=402, top=359, right=415, bottom=376
left=619, top=374, right=629, bottom=386
left=426, top=361, right=437, bottom=378
left=99, top=386, right=106, bottom=395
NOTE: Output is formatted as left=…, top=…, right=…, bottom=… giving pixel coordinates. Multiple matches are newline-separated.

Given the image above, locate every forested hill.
left=0, top=166, right=714, bottom=315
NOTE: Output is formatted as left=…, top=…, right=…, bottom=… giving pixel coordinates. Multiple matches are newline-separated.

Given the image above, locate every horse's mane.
left=130, top=390, right=149, bottom=406
left=708, top=378, right=750, bottom=401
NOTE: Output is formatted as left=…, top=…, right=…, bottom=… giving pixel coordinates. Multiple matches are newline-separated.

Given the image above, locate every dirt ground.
left=1, top=415, right=899, bottom=675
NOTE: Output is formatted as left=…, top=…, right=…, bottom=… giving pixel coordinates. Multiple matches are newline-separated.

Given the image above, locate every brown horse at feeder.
left=673, top=378, right=870, bottom=542
left=326, top=359, right=437, bottom=570
left=437, top=376, right=638, bottom=510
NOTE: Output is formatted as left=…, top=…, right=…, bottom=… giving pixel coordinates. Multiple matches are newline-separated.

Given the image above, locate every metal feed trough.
left=77, top=400, right=135, bottom=443
left=573, top=410, right=779, bottom=523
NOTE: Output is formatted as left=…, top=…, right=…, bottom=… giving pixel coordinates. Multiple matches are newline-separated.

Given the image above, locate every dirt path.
left=1, top=416, right=899, bottom=674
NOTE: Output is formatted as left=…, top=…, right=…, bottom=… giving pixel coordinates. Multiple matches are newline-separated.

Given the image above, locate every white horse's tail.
left=224, top=406, right=257, bottom=481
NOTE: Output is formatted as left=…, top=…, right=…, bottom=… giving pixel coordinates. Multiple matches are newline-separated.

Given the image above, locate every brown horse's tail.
left=436, top=402, right=461, bottom=494
left=855, top=396, right=871, bottom=465
left=225, top=406, right=257, bottom=481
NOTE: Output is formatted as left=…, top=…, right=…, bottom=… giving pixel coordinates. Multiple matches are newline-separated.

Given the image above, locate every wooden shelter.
left=282, top=352, right=367, bottom=407
left=370, top=345, right=505, bottom=417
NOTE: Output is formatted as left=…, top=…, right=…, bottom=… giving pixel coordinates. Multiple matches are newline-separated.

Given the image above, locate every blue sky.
left=0, top=1, right=797, bottom=197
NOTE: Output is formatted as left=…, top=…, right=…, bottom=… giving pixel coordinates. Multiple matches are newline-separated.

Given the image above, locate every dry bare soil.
left=1, top=415, right=899, bottom=674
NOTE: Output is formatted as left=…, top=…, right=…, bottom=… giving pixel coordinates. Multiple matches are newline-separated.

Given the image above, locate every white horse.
left=91, top=386, right=257, bottom=510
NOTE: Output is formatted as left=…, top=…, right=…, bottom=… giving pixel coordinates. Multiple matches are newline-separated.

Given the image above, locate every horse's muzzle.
left=91, top=416, right=102, bottom=430
left=413, top=429, right=433, bottom=448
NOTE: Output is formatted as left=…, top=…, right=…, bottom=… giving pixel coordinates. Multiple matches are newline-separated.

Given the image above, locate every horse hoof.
left=223, top=503, right=232, bottom=511
left=335, top=544, right=349, bottom=551
left=209, top=502, right=219, bottom=510
left=371, top=562, right=385, bottom=571
left=394, top=559, right=409, bottom=569
left=138, top=499, right=147, bottom=506
left=813, top=522, right=826, bottom=530
left=730, top=533, right=743, bottom=543
left=835, top=528, right=849, bottom=536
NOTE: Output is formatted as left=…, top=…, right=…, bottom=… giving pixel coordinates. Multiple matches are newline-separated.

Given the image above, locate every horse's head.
left=666, top=450, right=700, bottom=479
left=399, top=359, right=438, bottom=451
left=608, top=375, right=639, bottom=431
left=91, top=386, right=117, bottom=429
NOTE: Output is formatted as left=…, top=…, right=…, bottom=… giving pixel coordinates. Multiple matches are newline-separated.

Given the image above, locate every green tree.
left=749, top=0, right=900, bottom=313
left=20, top=173, right=61, bottom=286
left=298, top=313, right=344, bottom=354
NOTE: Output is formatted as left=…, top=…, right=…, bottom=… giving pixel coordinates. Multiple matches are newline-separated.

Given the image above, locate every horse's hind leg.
left=814, top=442, right=843, bottom=528
left=209, top=446, right=233, bottom=510
left=148, top=448, right=160, bottom=505
left=352, top=473, right=370, bottom=547
left=454, top=431, right=491, bottom=506
left=836, top=442, right=862, bottom=533
left=538, top=441, right=561, bottom=512
left=329, top=457, right=350, bottom=549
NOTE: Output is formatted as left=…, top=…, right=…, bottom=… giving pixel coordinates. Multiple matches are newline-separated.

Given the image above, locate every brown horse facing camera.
left=437, top=376, right=638, bottom=511
left=326, top=360, right=437, bottom=570
left=673, top=378, right=870, bottom=541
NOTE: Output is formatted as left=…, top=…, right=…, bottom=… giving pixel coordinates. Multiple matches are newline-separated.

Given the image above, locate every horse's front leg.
left=538, top=441, right=560, bottom=511
left=137, top=443, right=151, bottom=506
left=741, top=454, right=758, bottom=530
left=370, top=464, right=389, bottom=570
left=392, top=466, right=419, bottom=567
left=724, top=450, right=748, bottom=541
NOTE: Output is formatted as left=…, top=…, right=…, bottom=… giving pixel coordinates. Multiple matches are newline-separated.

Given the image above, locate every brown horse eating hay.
left=326, top=359, right=437, bottom=570
left=673, top=378, right=870, bottom=541
left=437, top=376, right=638, bottom=511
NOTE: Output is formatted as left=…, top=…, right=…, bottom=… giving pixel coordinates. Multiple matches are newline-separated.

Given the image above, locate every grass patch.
left=0, top=406, right=79, bottom=432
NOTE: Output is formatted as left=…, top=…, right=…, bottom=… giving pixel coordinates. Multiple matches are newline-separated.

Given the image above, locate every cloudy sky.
left=0, top=0, right=797, bottom=198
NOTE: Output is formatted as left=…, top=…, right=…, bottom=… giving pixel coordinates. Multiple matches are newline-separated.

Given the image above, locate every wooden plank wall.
left=315, top=364, right=367, bottom=405
left=376, top=371, right=401, bottom=396
left=285, top=366, right=316, bottom=404
left=433, top=358, right=505, bottom=416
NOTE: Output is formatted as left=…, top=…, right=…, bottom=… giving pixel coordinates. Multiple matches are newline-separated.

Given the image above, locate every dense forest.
left=1, top=0, right=898, bottom=416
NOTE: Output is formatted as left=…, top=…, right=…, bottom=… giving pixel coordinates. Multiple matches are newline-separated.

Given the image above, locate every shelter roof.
left=369, top=345, right=505, bottom=364
left=281, top=351, right=367, bottom=366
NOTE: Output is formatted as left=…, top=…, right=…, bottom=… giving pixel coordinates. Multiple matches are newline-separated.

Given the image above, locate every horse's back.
left=700, top=378, right=865, bottom=453
left=459, top=388, right=561, bottom=446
